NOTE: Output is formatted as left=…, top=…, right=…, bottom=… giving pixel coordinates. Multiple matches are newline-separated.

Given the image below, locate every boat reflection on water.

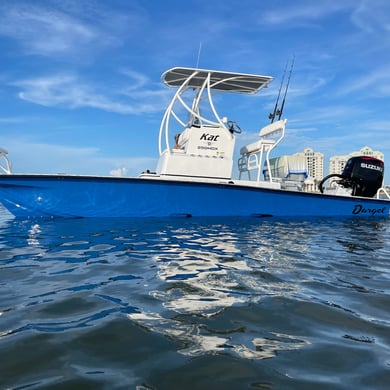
left=127, top=221, right=311, bottom=359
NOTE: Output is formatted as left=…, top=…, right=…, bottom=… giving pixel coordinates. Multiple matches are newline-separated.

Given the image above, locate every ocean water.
left=0, top=209, right=389, bottom=390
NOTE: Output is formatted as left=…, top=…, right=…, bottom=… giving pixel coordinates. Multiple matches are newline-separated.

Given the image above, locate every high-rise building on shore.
left=293, top=148, right=324, bottom=181
left=329, top=146, right=384, bottom=175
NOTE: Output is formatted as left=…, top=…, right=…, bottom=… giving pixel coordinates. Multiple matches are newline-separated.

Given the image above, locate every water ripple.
left=0, top=215, right=389, bottom=388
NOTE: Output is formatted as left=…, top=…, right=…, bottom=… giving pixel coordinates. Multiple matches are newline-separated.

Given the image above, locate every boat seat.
left=240, top=138, right=276, bottom=155
left=238, top=119, right=287, bottom=181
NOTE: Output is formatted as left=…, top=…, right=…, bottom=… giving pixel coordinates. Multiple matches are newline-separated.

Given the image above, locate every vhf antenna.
left=196, top=42, right=202, bottom=68
left=269, top=55, right=295, bottom=123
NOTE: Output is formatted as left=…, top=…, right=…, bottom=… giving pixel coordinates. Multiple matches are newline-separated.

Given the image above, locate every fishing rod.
left=277, top=55, right=295, bottom=120
left=269, top=61, right=287, bottom=123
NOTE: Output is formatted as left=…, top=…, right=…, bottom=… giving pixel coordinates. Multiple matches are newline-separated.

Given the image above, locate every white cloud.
left=259, top=1, right=353, bottom=27
left=0, top=117, right=29, bottom=124
left=0, top=1, right=144, bottom=59
left=337, top=66, right=390, bottom=97
left=2, top=138, right=157, bottom=176
left=11, top=72, right=169, bottom=115
left=0, top=3, right=99, bottom=56
left=351, top=0, right=390, bottom=34
left=119, top=69, right=151, bottom=90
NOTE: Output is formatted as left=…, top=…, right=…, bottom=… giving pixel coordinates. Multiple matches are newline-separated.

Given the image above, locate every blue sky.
left=0, top=0, right=390, bottom=183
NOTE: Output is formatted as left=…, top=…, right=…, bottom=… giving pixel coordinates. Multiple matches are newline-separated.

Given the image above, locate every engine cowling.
left=319, top=156, right=384, bottom=197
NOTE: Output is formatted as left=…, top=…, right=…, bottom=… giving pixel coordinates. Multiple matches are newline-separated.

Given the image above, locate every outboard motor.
left=319, top=156, right=384, bottom=197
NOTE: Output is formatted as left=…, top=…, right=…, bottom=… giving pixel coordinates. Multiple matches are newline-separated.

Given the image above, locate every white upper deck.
left=162, top=67, right=273, bottom=94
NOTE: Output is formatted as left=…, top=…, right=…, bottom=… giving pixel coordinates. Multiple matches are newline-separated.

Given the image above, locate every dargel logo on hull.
left=352, top=204, right=387, bottom=216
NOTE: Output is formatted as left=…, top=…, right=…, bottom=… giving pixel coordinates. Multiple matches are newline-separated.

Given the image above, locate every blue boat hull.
left=0, top=175, right=388, bottom=218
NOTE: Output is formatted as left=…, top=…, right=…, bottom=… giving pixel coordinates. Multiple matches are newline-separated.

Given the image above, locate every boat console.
left=155, top=67, right=272, bottom=180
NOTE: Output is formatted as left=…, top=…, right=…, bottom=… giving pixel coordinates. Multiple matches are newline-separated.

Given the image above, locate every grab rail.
left=376, top=187, right=390, bottom=200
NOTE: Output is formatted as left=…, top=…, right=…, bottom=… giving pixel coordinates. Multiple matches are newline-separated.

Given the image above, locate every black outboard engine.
left=319, top=156, right=384, bottom=197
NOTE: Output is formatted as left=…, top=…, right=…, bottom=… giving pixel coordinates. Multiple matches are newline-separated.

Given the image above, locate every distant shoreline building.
left=294, top=148, right=324, bottom=181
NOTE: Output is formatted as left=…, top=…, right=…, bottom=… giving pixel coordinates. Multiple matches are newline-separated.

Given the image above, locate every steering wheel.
left=227, top=120, right=242, bottom=134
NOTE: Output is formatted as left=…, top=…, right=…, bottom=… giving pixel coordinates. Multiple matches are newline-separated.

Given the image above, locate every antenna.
left=196, top=42, right=202, bottom=68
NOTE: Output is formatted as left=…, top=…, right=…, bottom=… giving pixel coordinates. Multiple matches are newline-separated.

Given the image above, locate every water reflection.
left=127, top=217, right=389, bottom=359
left=1, top=214, right=389, bottom=363
left=127, top=219, right=314, bottom=359
left=27, top=224, right=42, bottom=246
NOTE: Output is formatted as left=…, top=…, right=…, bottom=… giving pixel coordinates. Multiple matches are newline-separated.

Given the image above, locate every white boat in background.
left=0, top=148, right=11, bottom=175
left=0, top=67, right=389, bottom=218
